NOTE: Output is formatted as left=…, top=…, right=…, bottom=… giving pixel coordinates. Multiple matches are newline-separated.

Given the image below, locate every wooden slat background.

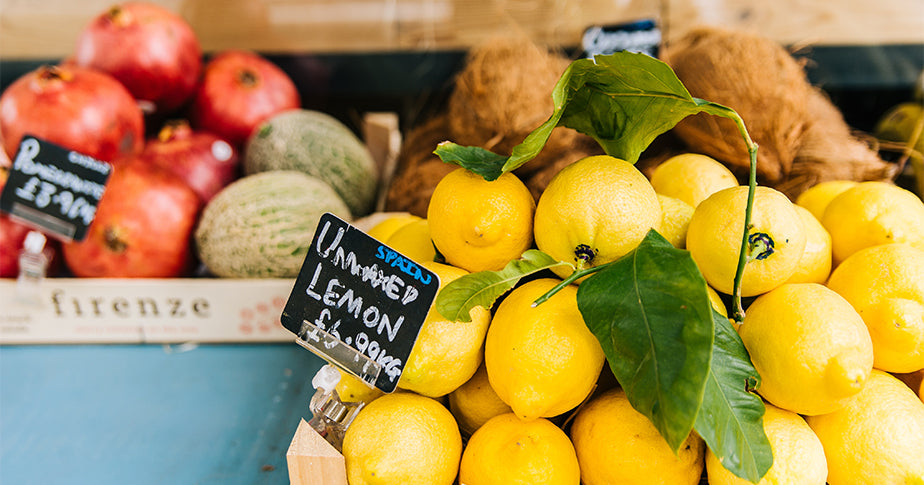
left=1, top=0, right=922, bottom=60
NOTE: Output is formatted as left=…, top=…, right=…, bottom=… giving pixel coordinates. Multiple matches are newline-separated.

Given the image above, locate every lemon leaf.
left=434, top=250, right=571, bottom=322
left=695, top=312, right=773, bottom=482
left=576, top=230, right=713, bottom=452
left=433, top=51, right=740, bottom=179
left=433, top=141, right=507, bottom=181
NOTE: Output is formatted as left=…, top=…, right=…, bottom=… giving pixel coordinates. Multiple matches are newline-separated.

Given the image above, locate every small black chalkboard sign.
left=0, top=135, right=112, bottom=241
left=281, top=212, right=440, bottom=393
left=581, top=19, right=661, bottom=59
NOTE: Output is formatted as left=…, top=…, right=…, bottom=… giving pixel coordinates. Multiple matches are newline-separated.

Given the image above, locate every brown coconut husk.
left=662, top=27, right=812, bottom=184
left=777, top=88, right=899, bottom=199
left=661, top=26, right=899, bottom=197
left=384, top=35, right=607, bottom=215
left=447, top=34, right=593, bottom=179
left=384, top=157, right=457, bottom=218
left=384, top=111, right=604, bottom=215
left=383, top=114, right=455, bottom=217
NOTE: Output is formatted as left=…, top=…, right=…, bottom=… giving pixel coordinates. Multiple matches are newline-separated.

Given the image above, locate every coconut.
left=662, top=27, right=812, bottom=184
left=447, top=34, right=589, bottom=178
left=384, top=158, right=456, bottom=218
left=778, top=88, right=898, bottom=198
left=385, top=36, right=604, bottom=214
left=384, top=114, right=455, bottom=217
left=662, top=26, right=899, bottom=198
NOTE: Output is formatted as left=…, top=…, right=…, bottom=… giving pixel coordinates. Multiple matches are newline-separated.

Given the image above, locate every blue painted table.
left=0, top=343, right=327, bottom=485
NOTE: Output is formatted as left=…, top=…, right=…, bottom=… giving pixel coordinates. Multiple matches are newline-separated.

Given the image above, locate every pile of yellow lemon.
left=339, top=153, right=924, bottom=485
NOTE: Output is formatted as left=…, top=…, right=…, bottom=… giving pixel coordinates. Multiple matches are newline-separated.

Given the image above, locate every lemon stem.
left=729, top=112, right=759, bottom=323
left=746, top=232, right=775, bottom=261
left=531, top=264, right=608, bottom=307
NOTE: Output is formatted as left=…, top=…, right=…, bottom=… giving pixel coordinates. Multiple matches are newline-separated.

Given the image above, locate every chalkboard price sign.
left=581, top=19, right=661, bottom=59
left=281, top=212, right=440, bottom=393
left=0, top=136, right=111, bottom=241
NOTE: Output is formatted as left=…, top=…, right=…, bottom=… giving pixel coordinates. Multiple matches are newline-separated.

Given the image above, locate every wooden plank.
left=286, top=419, right=349, bottom=485
left=0, top=278, right=296, bottom=344
left=663, top=0, right=924, bottom=47
left=1, top=0, right=920, bottom=61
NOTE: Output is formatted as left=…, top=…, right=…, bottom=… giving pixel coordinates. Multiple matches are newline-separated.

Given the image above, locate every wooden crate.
left=1, top=0, right=922, bottom=61
left=287, top=419, right=349, bottom=485
left=0, top=114, right=400, bottom=345
left=0, top=277, right=297, bottom=344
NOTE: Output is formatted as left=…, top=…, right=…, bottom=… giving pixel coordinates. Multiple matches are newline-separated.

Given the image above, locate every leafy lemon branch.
left=434, top=51, right=770, bottom=482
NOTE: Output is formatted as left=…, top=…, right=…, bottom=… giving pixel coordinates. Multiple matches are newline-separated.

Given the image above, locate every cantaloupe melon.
left=194, top=170, right=351, bottom=278
left=243, top=109, right=379, bottom=217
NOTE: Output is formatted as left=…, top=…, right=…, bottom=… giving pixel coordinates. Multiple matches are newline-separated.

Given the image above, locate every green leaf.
left=695, top=312, right=773, bottom=482
left=433, top=141, right=508, bottom=181
left=576, top=230, right=713, bottom=451
left=434, top=51, right=741, bottom=179
left=434, top=250, right=572, bottom=322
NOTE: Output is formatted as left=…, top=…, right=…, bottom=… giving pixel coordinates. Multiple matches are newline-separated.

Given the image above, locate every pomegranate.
left=0, top=215, right=62, bottom=278
left=73, top=2, right=202, bottom=115
left=188, top=50, right=301, bottom=147
left=0, top=64, right=144, bottom=163
left=0, top=214, right=36, bottom=278
left=0, top=174, right=61, bottom=278
left=139, top=119, right=240, bottom=203
left=62, top=158, right=201, bottom=278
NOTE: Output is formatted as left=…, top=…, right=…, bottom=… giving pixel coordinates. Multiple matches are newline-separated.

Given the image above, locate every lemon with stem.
left=687, top=185, right=806, bottom=298
left=534, top=155, right=661, bottom=280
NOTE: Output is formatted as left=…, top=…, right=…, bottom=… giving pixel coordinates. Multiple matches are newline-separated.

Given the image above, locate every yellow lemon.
left=570, top=388, right=705, bottom=485
left=805, top=369, right=924, bottom=485
left=342, top=392, right=462, bottom=485
left=826, top=243, right=924, bottom=373
left=335, top=368, right=383, bottom=404
left=534, top=155, right=661, bottom=279
left=784, top=204, right=833, bottom=285
left=686, top=185, right=806, bottom=297
left=485, top=278, right=605, bottom=420
left=649, top=153, right=739, bottom=207
left=448, top=362, right=512, bottom=437
left=706, top=285, right=729, bottom=318
left=705, top=402, right=827, bottom=485
left=398, top=262, right=491, bottom=397
left=384, top=218, right=435, bottom=264
left=427, top=167, right=535, bottom=272
left=794, top=180, right=858, bottom=222
left=738, top=283, right=874, bottom=415
left=365, top=212, right=423, bottom=242
left=657, top=194, right=695, bottom=248
left=821, top=181, right=924, bottom=265
left=458, top=413, right=580, bottom=485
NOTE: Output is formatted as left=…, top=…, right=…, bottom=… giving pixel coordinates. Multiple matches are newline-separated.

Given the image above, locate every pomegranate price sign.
left=0, top=136, right=111, bottom=241
left=281, top=212, right=440, bottom=393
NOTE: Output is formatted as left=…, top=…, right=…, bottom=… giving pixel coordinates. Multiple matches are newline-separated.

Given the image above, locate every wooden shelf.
left=1, top=0, right=922, bottom=61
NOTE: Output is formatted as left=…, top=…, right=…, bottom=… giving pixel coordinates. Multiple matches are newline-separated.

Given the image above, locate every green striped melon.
left=194, top=170, right=351, bottom=278
left=243, top=109, right=379, bottom=217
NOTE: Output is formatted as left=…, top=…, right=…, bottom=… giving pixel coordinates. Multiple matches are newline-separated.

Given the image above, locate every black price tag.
left=281, top=213, right=440, bottom=393
left=0, top=136, right=111, bottom=241
left=581, top=19, right=661, bottom=59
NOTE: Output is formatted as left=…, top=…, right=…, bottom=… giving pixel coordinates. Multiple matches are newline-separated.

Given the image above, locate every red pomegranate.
left=0, top=173, right=61, bottom=278
left=73, top=2, right=202, bottom=115
left=62, top=158, right=201, bottom=278
left=188, top=50, right=301, bottom=147
left=139, top=119, right=240, bottom=203
left=0, top=215, right=63, bottom=278
left=0, top=64, right=144, bottom=163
